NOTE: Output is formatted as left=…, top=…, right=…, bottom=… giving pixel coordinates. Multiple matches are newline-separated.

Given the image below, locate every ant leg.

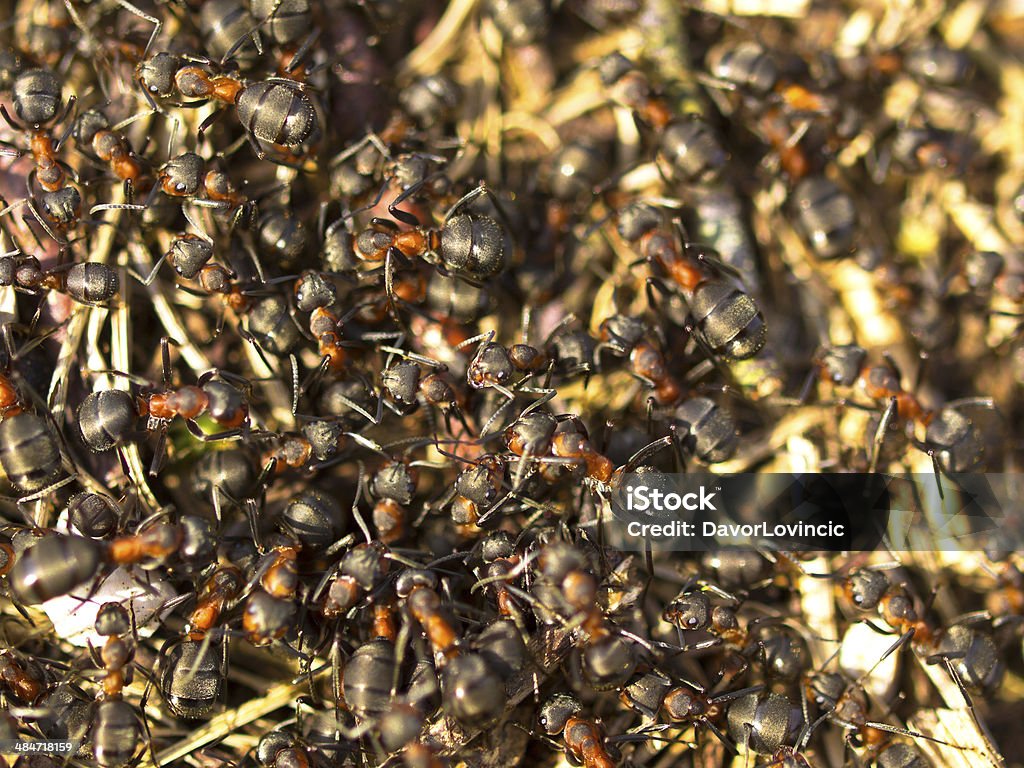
left=285, top=29, right=321, bottom=75
left=135, top=666, right=160, bottom=766
left=0, top=105, right=23, bottom=133
left=622, top=435, right=675, bottom=472
left=148, top=424, right=169, bottom=477
left=943, top=396, right=998, bottom=411
left=867, top=397, right=898, bottom=474
left=516, top=387, right=556, bottom=417
left=131, top=250, right=170, bottom=287
left=323, top=386, right=381, bottom=426
left=287, top=353, right=299, bottom=416
left=23, top=202, right=65, bottom=246
left=796, top=362, right=820, bottom=404
left=443, top=183, right=509, bottom=228
left=185, top=420, right=245, bottom=442
left=221, top=23, right=265, bottom=65
left=703, top=717, right=739, bottom=755
left=330, top=133, right=375, bottom=168
left=112, top=0, right=162, bottom=56
left=16, top=474, right=76, bottom=505
left=198, top=108, right=228, bottom=144
left=159, top=337, right=179, bottom=387
left=912, top=350, right=929, bottom=396
left=387, top=173, right=447, bottom=227
left=454, top=328, right=496, bottom=352
left=478, top=392, right=517, bottom=437
left=862, top=719, right=966, bottom=751
left=238, top=327, right=276, bottom=372
left=298, top=354, right=331, bottom=398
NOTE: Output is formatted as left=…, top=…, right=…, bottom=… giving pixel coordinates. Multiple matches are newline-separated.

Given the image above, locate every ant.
left=622, top=673, right=768, bottom=755
left=807, top=345, right=994, bottom=473
left=0, top=362, right=70, bottom=500
left=527, top=540, right=644, bottom=691
left=615, top=396, right=740, bottom=473
left=801, top=645, right=970, bottom=766
left=185, top=565, right=245, bottom=641
left=395, top=567, right=507, bottom=728
left=135, top=55, right=319, bottom=164
left=379, top=346, right=471, bottom=436
left=333, top=615, right=453, bottom=766
left=134, top=232, right=256, bottom=326
left=725, top=689, right=806, bottom=761
left=366, top=458, right=422, bottom=545
left=835, top=563, right=1007, bottom=701
left=7, top=515, right=202, bottom=606
left=78, top=337, right=251, bottom=473
left=703, top=40, right=835, bottom=181
left=254, top=725, right=334, bottom=768
left=833, top=564, right=1007, bottom=700
left=501, top=408, right=615, bottom=487
left=153, top=562, right=241, bottom=717
left=83, top=602, right=156, bottom=768
left=445, top=453, right=505, bottom=528
left=538, top=694, right=618, bottom=768
left=0, top=647, right=50, bottom=705
left=313, top=541, right=390, bottom=620
left=348, top=184, right=509, bottom=308
left=663, top=583, right=808, bottom=686
left=72, top=108, right=152, bottom=206
left=610, top=202, right=766, bottom=361
left=396, top=568, right=461, bottom=661
left=235, top=494, right=345, bottom=648
left=832, top=565, right=938, bottom=657
left=597, top=54, right=729, bottom=185
left=95, top=150, right=255, bottom=237
left=455, top=316, right=585, bottom=435
left=239, top=533, right=303, bottom=646
left=251, top=271, right=359, bottom=375
left=962, top=249, right=1024, bottom=337
left=159, top=619, right=232, bottom=720
left=468, top=530, right=526, bottom=618
left=0, top=67, right=84, bottom=242
left=258, top=423, right=351, bottom=475
left=595, top=314, right=683, bottom=406
left=0, top=250, right=120, bottom=305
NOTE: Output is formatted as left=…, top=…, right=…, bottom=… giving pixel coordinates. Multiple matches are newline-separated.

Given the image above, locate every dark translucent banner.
left=606, top=473, right=1024, bottom=552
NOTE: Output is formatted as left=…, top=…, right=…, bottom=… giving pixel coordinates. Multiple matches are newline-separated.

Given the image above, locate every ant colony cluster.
left=0, top=0, right=1020, bottom=767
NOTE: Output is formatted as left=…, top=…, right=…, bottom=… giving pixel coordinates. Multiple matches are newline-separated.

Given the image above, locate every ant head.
left=255, top=730, right=294, bottom=768
left=466, top=339, right=513, bottom=389
left=818, top=344, right=867, bottom=387
left=394, top=567, right=437, bottom=598
left=477, top=529, right=516, bottom=563
left=94, top=602, right=131, bottom=637
left=538, top=692, right=581, bottom=735
left=582, top=634, right=638, bottom=691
